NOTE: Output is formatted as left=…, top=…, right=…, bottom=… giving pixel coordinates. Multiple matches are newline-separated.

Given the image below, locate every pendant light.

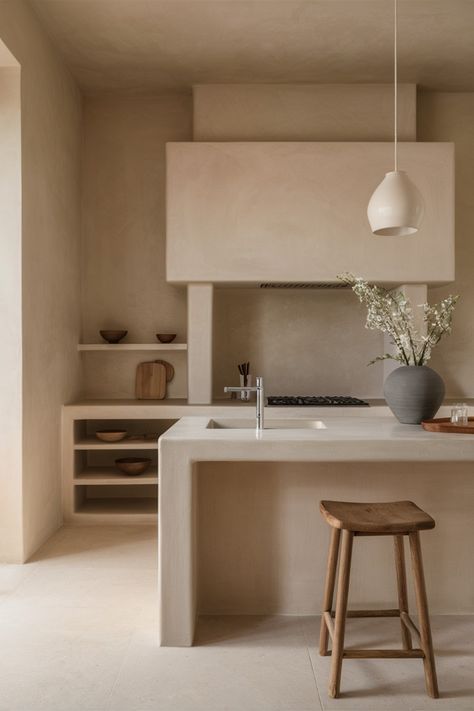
left=367, top=0, right=424, bottom=236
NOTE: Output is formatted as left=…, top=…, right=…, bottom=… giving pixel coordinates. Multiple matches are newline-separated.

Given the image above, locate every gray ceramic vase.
left=383, top=365, right=445, bottom=424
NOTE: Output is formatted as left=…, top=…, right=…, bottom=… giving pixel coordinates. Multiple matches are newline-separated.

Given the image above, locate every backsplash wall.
left=80, top=85, right=474, bottom=399
left=213, top=288, right=383, bottom=398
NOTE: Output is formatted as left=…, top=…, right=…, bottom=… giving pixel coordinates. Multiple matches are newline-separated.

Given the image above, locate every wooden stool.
left=319, top=500, right=439, bottom=699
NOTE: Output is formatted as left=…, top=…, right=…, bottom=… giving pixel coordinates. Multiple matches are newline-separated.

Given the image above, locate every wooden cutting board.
left=135, top=362, right=167, bottom=400
left=154, top=359, right=174, bottom=382
left=421, top=417, right=474, bottom=434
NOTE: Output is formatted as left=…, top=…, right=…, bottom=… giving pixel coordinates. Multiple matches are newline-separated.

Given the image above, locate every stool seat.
left=320, top=500, right=435, bottom=533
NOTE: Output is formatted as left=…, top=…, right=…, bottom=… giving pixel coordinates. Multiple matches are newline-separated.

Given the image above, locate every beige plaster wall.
left=204, top=85, right=473, bottom=399
left=193, top=83, right=416, bottom=142
left=81, top=93, right=191, bottom=399
left=419, top=92, right=474, bottom=397
left=0, top=1, right=82, bottom=560
left=213, top=288, right=383, bottom=398
left=203, top=84, right=415, bottom=398
left=198, top=460, right=474, bottom=615
left=0, top=63, right=22, bottom=562
left=81, top=85, right=474, bottom=401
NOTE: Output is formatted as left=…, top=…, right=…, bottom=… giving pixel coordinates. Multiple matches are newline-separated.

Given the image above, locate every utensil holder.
left=239, top=374, right=252, bottom=400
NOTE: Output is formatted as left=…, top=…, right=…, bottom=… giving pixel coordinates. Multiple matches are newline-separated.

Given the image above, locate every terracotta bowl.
left=95, top=430, right=127, bottom=442
left=156, top=333, right=176, bottom=343
left=100, top=329, right=128, bottom=344
left=115, top=457, right=151, bottom=476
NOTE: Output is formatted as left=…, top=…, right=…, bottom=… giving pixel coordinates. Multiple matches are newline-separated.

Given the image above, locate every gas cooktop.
left=267, top=396, right=370, bottom=407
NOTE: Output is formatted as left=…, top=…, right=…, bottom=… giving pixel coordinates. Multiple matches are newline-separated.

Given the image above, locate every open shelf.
left=76, top=497, right=157, bottom=516
left=64, top=416, right=176, bottom=525
left=78, top=343, right=187, bottom=351
left=74, top=467, right=158, bottom=485
left=74, top=437, right=159, bottom=450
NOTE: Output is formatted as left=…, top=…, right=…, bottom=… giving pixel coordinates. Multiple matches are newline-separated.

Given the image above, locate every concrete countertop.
left=64, top=398, right=473, bottom=418
left=159, top=413, right=474, bottom=462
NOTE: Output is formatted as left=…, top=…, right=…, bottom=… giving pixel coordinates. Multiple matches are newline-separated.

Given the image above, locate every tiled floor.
left=0, top=526, right=473, bottom=711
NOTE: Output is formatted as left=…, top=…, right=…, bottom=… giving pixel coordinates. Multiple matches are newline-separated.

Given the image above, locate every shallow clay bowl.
left=156, top=333, right=176, bottom=343
left=100, top=329, right=128, bottom=344
left=95, top=430, right=128, bottom=443
left=115, top=457, right=151, bottom=476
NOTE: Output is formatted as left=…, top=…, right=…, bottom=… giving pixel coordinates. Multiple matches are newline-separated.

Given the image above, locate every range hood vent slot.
left=259, top=282, right=349, bottom=290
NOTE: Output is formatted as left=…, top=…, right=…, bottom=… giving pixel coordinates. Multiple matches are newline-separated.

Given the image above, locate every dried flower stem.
left=338, top=273, right=458, bottom=367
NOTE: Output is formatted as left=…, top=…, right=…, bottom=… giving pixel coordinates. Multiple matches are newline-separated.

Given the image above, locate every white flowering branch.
left=338, top=274, right=458, bottom=367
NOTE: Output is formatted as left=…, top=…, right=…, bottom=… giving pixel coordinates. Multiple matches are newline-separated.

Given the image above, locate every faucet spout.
left=224, top=376, right=265, bottom=430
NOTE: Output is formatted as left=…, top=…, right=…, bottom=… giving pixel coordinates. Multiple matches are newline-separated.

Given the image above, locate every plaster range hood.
left=166, top=141, right=455, bottom=287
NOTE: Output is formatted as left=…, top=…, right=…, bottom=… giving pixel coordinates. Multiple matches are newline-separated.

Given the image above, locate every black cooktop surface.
left=267, top=396, right=370, bottom=407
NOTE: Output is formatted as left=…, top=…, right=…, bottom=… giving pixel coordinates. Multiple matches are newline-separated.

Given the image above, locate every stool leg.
left=394, top=535, right=412, bottom=650
left=328, top=530, right=353, bottom=699
left=319, top=527, right=341, bottom=656
left=409, top=531, right=439, bottom=698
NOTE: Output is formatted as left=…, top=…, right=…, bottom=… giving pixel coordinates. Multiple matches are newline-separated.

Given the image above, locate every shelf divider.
left=74, top=467, right=158, bottom=485
left=78, top=343, right=187, bottom=351
left=74, top=437, right=158, bottom=450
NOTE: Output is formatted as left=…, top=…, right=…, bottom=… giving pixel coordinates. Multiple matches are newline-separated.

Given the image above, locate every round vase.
left=383, top=365, right=445, bottom=424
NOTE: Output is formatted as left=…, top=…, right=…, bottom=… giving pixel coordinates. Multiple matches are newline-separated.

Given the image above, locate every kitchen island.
left=158, top=413, right=474, bottom=646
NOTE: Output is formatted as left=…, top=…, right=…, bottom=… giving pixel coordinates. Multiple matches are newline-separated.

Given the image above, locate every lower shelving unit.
left=62, top=414, right=177, bottom=524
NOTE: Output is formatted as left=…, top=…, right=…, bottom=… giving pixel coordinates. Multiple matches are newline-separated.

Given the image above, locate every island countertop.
left=159, top=413, right=474, bottom=462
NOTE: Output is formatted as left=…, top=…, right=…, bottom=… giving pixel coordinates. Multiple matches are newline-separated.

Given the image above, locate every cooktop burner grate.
left=267, top=396, right=370, bottom=407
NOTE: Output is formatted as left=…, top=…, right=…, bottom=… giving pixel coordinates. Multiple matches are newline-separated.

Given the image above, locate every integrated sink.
left=207, top=418, right=326, bottom=430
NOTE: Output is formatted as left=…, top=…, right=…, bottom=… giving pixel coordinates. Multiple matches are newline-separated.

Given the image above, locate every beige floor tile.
left=0, top=562, right=37, bottom=599
left=301, top=615, right=474, bottom=711
left=1, top=528, right=472, bottom=711
left=0, top=598, right=140, bottom=645
left=28, top=525, right=157, bottom=570
left=11, top=564, right=157, bottom=610
left=107, top=615, right=323, bottom=711
left=407, top=615, right=474, bottom=710
left=0, top=638, right=129, bottom=711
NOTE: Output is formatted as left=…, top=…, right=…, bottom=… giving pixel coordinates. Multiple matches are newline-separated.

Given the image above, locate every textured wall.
left=0, top=1, right=82, bottom=560
left=193, top=83, right=416, bottom=141
left=81, top=85, right=474, bottom=400
left=202, top=84, right=417, bottom=398
left=213, top=288, right=383, bottom=398
left=0, top=64, right=22, bottom=562
left=419, top=92, right=474, bottom=397
left=81, top=93, right=191, bottom=398
left=198, top=460, right=474, bottom=614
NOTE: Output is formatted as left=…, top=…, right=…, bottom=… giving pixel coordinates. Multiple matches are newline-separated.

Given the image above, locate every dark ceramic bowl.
left=115, top=457, right=151, bottom=476
left=156, top=333, right=176, bottom=343
left=100, top=330, right=128, bottom=344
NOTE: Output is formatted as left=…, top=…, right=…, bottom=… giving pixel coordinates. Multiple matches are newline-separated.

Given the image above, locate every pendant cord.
left=394, top=0, right=398, bottom=171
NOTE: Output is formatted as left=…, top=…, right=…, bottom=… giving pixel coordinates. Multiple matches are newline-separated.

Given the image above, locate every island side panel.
left=158, top=440, right=197, bottom=646
left=197, top=460, right=474, bottom=616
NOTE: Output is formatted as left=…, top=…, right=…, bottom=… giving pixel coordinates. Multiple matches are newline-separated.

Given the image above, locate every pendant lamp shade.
left=367, top=170, right=424, bottom=236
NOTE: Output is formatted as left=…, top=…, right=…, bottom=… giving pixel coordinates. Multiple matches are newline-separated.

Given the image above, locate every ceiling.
left=29, top=0, right=474, bottom=93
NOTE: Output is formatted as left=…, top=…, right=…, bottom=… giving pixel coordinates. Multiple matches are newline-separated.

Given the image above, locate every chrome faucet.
left=224, top=376, right=265, bottom=430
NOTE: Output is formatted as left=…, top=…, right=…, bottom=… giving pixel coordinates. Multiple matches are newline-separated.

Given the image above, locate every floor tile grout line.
left=299, top=616, right=325, bottom=711
left=306, top=645, right=325, bottom=711
left=101, top=609, right=145, bottom=711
